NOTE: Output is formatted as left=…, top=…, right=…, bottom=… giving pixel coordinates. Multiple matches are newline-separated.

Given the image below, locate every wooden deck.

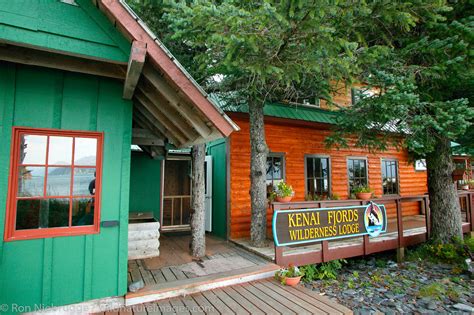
left=129, top=234, right=271, bottom=286
left=231, top=215, right=430, bottom=261
left=101, top=278, right=352, bottom=314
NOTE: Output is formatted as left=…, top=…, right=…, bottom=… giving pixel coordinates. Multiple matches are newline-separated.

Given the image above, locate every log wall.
left=228, top=114, right=428, bottom=239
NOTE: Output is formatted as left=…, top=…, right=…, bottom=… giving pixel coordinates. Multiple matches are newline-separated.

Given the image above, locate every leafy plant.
left=275, top=263, right=303, bottom=285
left=352, top=186, right=373, bottom=194
left=273, top=181, right=295, bottom=198
left=300, top=260, right=346, bottom=282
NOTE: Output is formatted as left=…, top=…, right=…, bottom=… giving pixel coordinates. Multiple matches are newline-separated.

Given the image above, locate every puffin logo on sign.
left=364, top=202, right=384, bottom=237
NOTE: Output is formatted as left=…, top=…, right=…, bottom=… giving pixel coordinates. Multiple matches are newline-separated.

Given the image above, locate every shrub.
left=417, top=283, right=446, bottom=300
left=300, top=259, right=346, bottom=282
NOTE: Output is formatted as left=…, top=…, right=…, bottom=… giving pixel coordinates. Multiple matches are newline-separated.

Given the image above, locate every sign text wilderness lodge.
left=273, top=203, right=388, bottom=246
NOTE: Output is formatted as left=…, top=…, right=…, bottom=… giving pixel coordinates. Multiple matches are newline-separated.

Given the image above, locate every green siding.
left=129, top=152, right=162, bottom=221
left=207, top=139, right=227, bottom=239
left=0, top=62, right=132, bottom=312
left=0, top=0, right=130, bottom=63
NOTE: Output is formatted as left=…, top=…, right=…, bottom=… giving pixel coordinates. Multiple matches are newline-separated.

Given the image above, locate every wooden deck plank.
left=264, top=282, right=344, bottom=314
left=231, top=285, right=281, bottom=314
left=201, top=290, right=235, bottom=314
left=139, top=267, right=157, bottom=286
left=243, top=283, right=297, bottom=314
left=151, top=269, right=167, bottom=284
left=191, top=293, right=219, bottom=315
left=250, top=281, right=310, bottom=314
left=144, top=303, right=162, bottom=315
left=170, top=266, right=189, bottom=280
left=161, top=267, right=178, bottom=282
left=169, top=296, right=191, bottom=315
left=181, top=295, right=204, bottom=314
left=221, top=286, right=265, bottom=315
left=156, top=299, right=175, bottom=315
left=290, top=283, right=352, bottom=314
left=260, top=280, right=333, bottom=314
left=212, top=288, right=250, bottom=314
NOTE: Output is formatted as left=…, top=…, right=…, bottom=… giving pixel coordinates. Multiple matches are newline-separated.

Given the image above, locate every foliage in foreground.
left=300, top=259, right=347, bottom=282
left=407, top=237, right=474, bottom=267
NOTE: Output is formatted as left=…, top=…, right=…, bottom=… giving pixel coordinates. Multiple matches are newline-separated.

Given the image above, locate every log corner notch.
left=123, top=40, right=147, bottom=99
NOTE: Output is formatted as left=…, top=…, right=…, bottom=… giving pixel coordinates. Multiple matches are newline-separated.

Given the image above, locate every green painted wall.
left=129, top=152, right=161, bottom=220
left=207, top=139, right=228, bottom=239
left=0, top=0, right=130, bottom=63
left=0, top=62, right=132, bottom=312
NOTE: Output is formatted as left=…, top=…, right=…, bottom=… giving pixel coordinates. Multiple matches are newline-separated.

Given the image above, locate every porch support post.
left=190, top=143, right=206, bottom=258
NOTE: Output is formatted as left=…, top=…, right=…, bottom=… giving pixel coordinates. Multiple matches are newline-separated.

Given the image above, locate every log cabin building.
left=213, top=90, right=429, bottom=239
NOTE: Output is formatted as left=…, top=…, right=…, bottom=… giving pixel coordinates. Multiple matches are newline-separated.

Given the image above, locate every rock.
left=128, top=280, right=144, bottom=293
left=427, top=301, right=437, bottom=310
left=343, top=289, right=357, bottom=295
left=376, top=288, right=388, bottom=293
left=452, top=303, right=474, bottom=312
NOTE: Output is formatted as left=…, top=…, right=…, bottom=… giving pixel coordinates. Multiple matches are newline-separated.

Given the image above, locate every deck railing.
left=272, top=191, right=474, bottom=266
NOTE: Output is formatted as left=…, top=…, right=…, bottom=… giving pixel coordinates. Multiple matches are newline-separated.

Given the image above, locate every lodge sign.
left=272, top=202, right=387, bottom=246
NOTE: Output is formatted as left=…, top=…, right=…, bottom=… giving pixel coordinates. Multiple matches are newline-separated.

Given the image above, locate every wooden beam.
left=123, top=41, right=146, bottom=99
left=132, top=128, right=161, bottom=139
left=133, top=105, right=183, bottom=146
left=135, top=91, right=191, bottom=144
left=142, top=65, right=213, bottom=137
left=0, top=44, right=125, bottom=79
left=138, top=78, right=198, bottom=141
left=132, top=137, right=164, bottom=146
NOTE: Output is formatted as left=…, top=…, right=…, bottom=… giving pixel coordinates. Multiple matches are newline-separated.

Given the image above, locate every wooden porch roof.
left=0, top=0, right=238, bottom=156
left=96, top=0, right=238, bottom=155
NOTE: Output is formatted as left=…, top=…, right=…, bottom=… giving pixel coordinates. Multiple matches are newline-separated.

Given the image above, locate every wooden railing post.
left=396, top=198, right=405, bottom=261
left=321, top=241, right=329, bottom=262
left=425, top=196, right=431, bottom=240
left=470, top=192, right=474, bottom=233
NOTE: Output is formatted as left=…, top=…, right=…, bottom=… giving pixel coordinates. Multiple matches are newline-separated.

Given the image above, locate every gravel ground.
left=304, top=256, right=474, bottom=314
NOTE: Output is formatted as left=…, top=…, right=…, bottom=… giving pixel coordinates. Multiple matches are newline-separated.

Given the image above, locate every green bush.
left=300, top=259, right=346, bottom=282
left=407, top=237, right=473, bottom=266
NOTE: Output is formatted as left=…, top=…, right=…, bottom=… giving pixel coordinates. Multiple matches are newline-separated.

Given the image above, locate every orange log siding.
left=228, top=114, right=428, bottom=239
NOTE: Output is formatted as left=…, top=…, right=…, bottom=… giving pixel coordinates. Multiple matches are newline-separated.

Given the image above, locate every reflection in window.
left=266, top=154, right=284, bottom=196
left=20, top=135, right=47, bottom=164
left=306, top=156, right=330, bottom=198
left=348, top=158, right=368, bottom=193
left=7, top=128, right=102, bottom=239
left=48, top=136, right=73, bottom=165
left=17, top=166, right=45, bottom=197
left=382, top=159, right=399, bottom=195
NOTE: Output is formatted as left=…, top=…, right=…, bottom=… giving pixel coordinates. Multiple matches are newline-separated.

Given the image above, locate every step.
left=125, top=264, right=280, bottom=306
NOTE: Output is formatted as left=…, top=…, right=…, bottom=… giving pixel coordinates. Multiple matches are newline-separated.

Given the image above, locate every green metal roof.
left=0, top=0, right=130, bottom=63
left=212, top=97, right=342, bottom=125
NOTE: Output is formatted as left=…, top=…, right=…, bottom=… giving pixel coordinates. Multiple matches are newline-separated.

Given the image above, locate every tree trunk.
left=249, top=101, right=269, bottom=247
left=190, top=143, right=206, bottom=258
left=426, top=136, right=463, bottom=243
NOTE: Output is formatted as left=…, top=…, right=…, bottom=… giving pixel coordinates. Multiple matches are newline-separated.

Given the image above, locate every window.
left=381, top=159, right=399, bottom=195
left=347, top=158, right=368, bottom=193
left=266, top=153, right=285, bottom=194
left=351, top=88, right=375, bottom=104
left=4, top=127, right=103, bottom=241
left=305, top=156, right=330, bottom=198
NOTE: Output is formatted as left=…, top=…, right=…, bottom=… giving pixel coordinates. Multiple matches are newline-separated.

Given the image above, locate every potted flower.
left=274, top=181, right=295, bottom=203
left=353, top=186, right=373, bottom=200
left=275, top=263, right=304, bottom=286
left=468, top=180, right=474, bottom=190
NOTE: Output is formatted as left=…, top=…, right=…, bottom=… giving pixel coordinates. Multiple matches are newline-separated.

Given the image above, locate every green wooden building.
left=0, top=0, right=237, bottom=312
